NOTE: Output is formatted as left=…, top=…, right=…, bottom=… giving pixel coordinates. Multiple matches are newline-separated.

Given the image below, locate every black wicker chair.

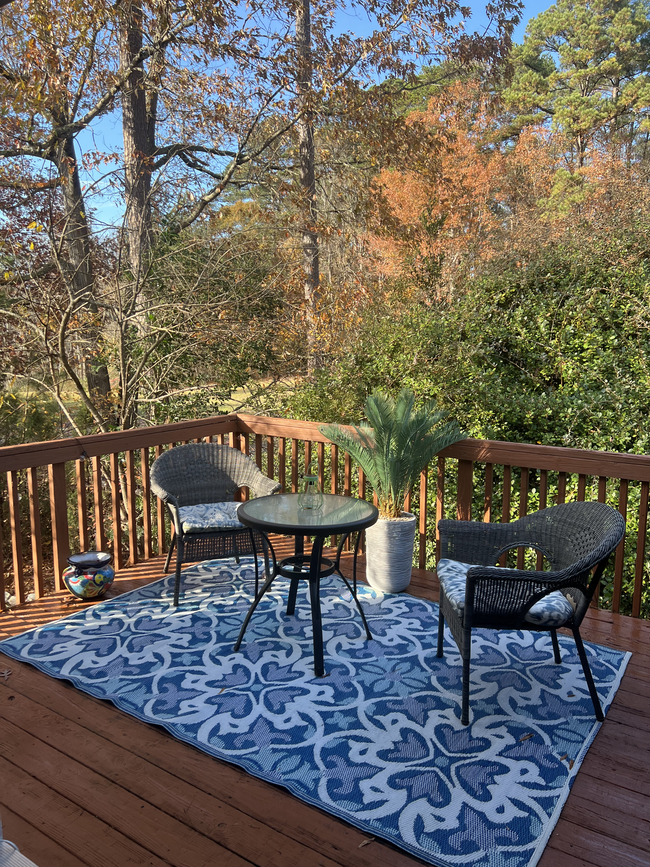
left=151, top=443, right=281, bottom=605
left=436, top=501, right=626, bottom=725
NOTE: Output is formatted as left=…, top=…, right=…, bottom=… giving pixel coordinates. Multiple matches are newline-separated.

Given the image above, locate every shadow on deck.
left=0, top=546, right=649, bottom=867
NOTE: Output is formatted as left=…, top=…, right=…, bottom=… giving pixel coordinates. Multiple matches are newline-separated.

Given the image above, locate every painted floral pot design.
left=63, top=551, right=115, bottom=599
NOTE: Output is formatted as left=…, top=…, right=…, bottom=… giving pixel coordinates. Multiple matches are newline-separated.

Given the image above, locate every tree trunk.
left=120, top=0, right=153, bottom=284
left=54, top=135, right=112, bottom=412
left=295, top=0, right=321, bottom=370
left=119, top=0, right=159, bottom=427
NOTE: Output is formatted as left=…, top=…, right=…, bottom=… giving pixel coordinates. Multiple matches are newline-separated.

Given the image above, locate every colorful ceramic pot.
left=63, top=551, right=115, bottom=599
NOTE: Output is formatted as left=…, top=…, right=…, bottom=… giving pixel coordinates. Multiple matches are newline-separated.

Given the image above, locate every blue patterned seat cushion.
left=437, top=559, right=576, bottom=627
left=178, top=502, right=244, bottom=533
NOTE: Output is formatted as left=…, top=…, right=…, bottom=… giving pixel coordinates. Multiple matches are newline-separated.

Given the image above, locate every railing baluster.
left=110, top=453, right=123, bottom=571
left=598, top=476, right=607, bottom=503
left=305, top=441, right=312, bottom=474
left=0, top=480, right=5, bottom=611
left=255, top=434, right=262, bottom=469
left=457, top=460, right=473, bottom=520
left=278, top=437, right=286, bottom=492
left=500, top=465, right=511, bottom=566
left=517, top=467, right=529, bottom=569
left=154, top=445, right=166, bottom=555
left=27, top=466, right=44, bottom=598
left=92, top=456, right=107, bottom=552
left=266, top=436, right=275, bottom=482
left=330, top=444, right=339, bottom=546
left=502, top=466, right=511, bottom=522
left=125, top=450, right=138, bottom=565
left=48, top=462, right=69, bottom=590
left=483, top=463, right=493, bottom=523
left=7, top=470, right=24, bottom=604
left=557, top=472, right=567, bottom=504
left=76, top=460, right=89, bottom=553
left=344, top=453, right=352, bottom=498
left=240, top=434, right=250, bottom=501
left=577, top=473, right=586, bottom=501
left=317, top=442, right=325, bottom=493
left=343, top=453, right=352, bottom=551
left=436, top=456, right=445, bottom=563
left=633, top=480, right=649, bottom=617
left=539, top=469, right=548, bottom=510
left=292, top=439, right=299, bottom=492
left=612, top=479, right=629, bottom=613
left=141, top=448, right=153, bottom=559
left=419, top=466, right=428, bottom=570
left=537, top=469, right=548, bottom=569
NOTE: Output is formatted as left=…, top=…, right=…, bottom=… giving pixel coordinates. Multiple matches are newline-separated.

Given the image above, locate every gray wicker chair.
left=151, top=443, right=281, bottom=605
left=436, top=501, right=626, bottom=725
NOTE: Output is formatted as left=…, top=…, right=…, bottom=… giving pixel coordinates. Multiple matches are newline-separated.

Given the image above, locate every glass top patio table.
left=235, top=493, right=379, bottom=676
left=237, top=492, right=378, bottom=536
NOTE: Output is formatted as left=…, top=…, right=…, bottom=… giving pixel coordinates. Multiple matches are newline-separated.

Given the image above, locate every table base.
left=233, top=532, right=372, bottom=677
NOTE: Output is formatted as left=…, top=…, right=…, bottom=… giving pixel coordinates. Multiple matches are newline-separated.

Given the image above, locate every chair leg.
left=173, top=539, right=184, bottom=607
left=437, top=609, right=445, bottom=658
left=164, top=535, right=176, bottom=574
left=572, top=627, right=604, bottom=721
left=461, top=633, right=472, bottom=726
left=550, top=629, right=562, bottom=664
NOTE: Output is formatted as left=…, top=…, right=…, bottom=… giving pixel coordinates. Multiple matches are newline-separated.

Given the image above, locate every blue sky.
left=83, top=0, right=552, bottom=227
left=469, top=0, right=550, bottom=41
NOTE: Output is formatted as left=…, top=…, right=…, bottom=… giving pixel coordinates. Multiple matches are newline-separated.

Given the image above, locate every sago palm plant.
left=320, top=389, right=464, bottom=519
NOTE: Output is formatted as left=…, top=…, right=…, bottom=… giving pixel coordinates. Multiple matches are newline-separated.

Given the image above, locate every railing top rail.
left=1, top=411, right=649, bottom=481
left=440, top=438, right=650, bottom=482
left=0, top=413, right=239, bottom=472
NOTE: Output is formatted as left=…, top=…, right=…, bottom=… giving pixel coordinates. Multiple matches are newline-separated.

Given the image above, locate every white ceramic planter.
left=364, top=512, right=417, bottom=593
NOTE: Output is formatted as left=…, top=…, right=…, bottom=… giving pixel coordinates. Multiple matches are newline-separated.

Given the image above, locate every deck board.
left=1, top=550, right=649, bottom=867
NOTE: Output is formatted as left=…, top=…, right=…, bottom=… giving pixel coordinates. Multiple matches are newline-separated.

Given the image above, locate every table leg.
left=233, top=567, right=277, bottom=652
left=333, top=531, right=372, bottom=641
left=286, top=534, right=304, bottom=615
left=308, top=535, right=325, bottom=677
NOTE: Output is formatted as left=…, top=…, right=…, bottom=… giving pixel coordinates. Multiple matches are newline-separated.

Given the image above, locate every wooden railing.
left=1, top=413, right=649, bottom=618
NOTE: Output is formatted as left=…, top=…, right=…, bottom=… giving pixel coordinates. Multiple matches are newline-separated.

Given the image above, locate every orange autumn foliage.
left=369, top=80, right=557, bottom=292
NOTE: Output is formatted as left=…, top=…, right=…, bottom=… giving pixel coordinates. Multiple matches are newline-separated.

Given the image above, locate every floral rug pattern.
left=0, top=559, right=630, bottom=867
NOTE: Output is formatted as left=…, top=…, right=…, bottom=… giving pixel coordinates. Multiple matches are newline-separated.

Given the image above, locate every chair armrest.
left=249, top=474, right=281, bottom=498
left=150, top=483, right=182, bottom=534
left=438, top=519, right=522, bottom=566
left=463, top=565, right=583, bottom=627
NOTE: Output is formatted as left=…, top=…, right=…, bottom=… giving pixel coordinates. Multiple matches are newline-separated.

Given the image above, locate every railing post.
left=48, top=462, right=70, bottom=591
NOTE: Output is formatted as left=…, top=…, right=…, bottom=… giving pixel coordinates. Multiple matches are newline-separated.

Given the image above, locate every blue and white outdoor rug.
left=0, top=559, right=630, bottom=867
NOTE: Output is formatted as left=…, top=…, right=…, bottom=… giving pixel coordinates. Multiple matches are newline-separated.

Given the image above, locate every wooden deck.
left=0, top=550, right=649, bottom=867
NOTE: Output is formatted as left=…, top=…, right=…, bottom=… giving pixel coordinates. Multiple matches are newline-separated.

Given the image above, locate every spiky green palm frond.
left=320, top=389, right=464, bottom=518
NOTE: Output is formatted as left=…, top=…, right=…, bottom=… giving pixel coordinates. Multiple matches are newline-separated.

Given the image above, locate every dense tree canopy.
left=0, top=0, right=521, bottom=434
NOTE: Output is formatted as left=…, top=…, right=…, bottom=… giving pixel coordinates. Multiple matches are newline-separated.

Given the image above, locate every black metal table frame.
left=233, top=514, right=375, bottom=677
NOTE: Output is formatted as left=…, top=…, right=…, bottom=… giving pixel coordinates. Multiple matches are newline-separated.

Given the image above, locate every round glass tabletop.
left=238, top=493, right=378, bottom=535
